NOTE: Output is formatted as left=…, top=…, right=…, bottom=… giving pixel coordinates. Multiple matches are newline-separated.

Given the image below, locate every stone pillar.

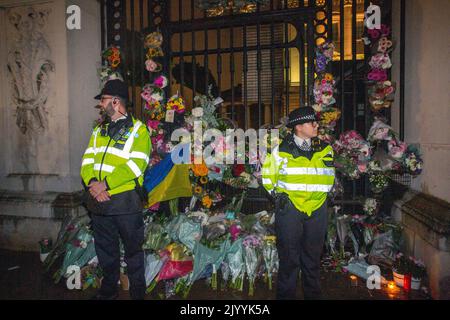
left=0, top=0, right=101, bottom=251
left=390, top=0, right=450, bottom=300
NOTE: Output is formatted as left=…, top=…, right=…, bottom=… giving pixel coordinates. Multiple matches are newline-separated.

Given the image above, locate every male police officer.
left=262, top=106, right=335, bottom=299
left=81, top=79, right=151, bottom=300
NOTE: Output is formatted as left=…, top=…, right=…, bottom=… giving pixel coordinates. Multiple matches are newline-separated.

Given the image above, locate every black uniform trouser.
left=91, top=212, right=145, bottom=299
left=275, top=197, right=328, bottom=300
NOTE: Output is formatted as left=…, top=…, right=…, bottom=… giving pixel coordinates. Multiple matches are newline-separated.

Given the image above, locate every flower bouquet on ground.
left=243, top=235, right=262, bottom=296
left=226, top=238, right=244, bottom=291
left=81, top=263, right=103, bottom=290
left=43, top=215, right=90, bottom=272
left=262, top=235, right=277, bottom=290
left=143, top=222, right=171, bottom=253
left=53, top=225, right=96, bottom=283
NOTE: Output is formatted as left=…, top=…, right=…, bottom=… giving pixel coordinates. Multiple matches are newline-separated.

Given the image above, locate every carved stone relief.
left=6, top=6, right=54, bottom=172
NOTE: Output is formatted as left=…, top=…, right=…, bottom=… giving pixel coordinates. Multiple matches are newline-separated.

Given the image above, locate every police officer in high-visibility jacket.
left=262, top=106, right=335, bottom=300
left=81, top=79, right=151, bottom=300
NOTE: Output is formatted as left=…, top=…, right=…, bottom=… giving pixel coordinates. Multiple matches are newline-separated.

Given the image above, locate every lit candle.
left=387, top=281, right=396, bottom=291
left=350, top=275, right=358, bottom=287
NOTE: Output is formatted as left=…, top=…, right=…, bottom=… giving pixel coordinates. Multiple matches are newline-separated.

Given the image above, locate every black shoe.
left=90, top=292, right=118, bottom=300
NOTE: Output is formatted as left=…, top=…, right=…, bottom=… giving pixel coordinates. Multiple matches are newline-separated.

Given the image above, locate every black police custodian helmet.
left=287, top=106, right=318, bottom=128
left=94, top=79, right=129, bottom=102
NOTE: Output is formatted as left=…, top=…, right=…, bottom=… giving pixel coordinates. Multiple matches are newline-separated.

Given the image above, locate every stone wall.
left=389, top=0, right=450, bottom=300
left=0, top=0, right=101, bottom=251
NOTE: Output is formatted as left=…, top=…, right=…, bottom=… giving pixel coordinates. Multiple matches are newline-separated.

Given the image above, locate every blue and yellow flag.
left=144, top=144, right=192, bottom=207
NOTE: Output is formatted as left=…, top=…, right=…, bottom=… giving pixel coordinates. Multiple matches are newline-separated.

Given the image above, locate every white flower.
left=192, top=107, right=204, bottom=117
left=151, top=92, right=164, bottom=102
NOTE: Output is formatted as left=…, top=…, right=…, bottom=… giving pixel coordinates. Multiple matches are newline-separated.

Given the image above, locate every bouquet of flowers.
left=369, top=173, right=390, bottom=194
left=368, top=81, right=396, bottom=111
left=363, top=198, right=379, bottom=216
left=102, top=45, right=121, bottom=69
left=166, top=94, right=186, bottom=114
left=314, top=73, right=336, bottom=107
left=227, top=238, right=244, bottom=291
left=333, top=130, right=371, bottom=179
left=403, top=144, right=423, bottom=176
left=315, top=41, right=335, bottom=73
left=98, top=66, right=123, bottom=86
left=367, top=119, right=397, bottom=142
left=262, top=235, right=277, bottom=290
left=242, top=235, right=262, bottom=296
left=143, top=223, right=171, bottom=252
left=81, top=263, right=103, bottom=290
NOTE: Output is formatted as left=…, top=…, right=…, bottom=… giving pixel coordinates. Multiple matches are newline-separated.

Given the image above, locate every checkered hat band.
left=289, top=114, right=316, bottom=124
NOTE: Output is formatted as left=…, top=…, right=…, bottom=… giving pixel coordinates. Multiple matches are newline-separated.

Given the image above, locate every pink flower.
left=367, top=69, right=388, bottom=81
left=148, top=202, right=160, bottom=211
left=389, top=141, right=407, bottom=159
left=229, top=224, right=241, bottom=241
left=147, top=120, right=160, bottom=130
left=153, top=75, right=168, bottom=88
left=358, top=164, right=367, bottom=173
left=368, top=29, right=381, bottom=40
left=145, top=59, right=159, bottom=72
left=380, top=24, right=391, bottom=37
left=141, top=87, right=153, bottom=102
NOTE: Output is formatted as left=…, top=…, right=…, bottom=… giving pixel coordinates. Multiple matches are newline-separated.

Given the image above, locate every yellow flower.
left=194, top=185, right=203, bottom=194
left=202, top=195, right=212, bottom=208
left=191, top=162, right=209, bottom=177
left=111, top=58, right=120, bottom=68
left=324, top=73, right=333, bottom=81
left=200, top=176, right=208, bottom=184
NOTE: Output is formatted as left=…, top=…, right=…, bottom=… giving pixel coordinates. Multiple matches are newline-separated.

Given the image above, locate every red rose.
left=232, top=164, right=245, bottom=177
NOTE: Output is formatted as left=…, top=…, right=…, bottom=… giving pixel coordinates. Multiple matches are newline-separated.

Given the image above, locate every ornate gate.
left=101, top=0, right=394, bottom=212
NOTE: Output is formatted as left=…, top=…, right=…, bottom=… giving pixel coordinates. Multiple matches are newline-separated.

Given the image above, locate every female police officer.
left=262, top=106, right=335, bottom=299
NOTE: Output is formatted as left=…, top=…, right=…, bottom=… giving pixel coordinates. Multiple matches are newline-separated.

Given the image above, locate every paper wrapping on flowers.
left=143, top=223, right=171, bottom=252
left=165, top=215, right=202, bottom=251
left=156, top=243, right=193, bottom=281
left=368, top=81, right=396, bottom=111
left=189, top=239, right=230, bottom=285
left=367, top=230, right=397, bottom=268
left=225, top=238, right=244, bottom=287
left=145, top=253, right=165, bottom=286
left=262, top=236, right=278, bottom=290
left=53, top=226, right=96, bottom=283
left=43, top=215, right=90, bottom=272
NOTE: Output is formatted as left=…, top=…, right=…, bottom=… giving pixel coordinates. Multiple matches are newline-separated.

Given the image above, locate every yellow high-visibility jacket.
left=80, top=115, right=151, bottom=196
left=262, top=134, right=335, bottom=216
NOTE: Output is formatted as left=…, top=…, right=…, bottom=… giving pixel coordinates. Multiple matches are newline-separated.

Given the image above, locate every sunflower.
left=202, top=195, right=212, bottom=208
left=324, top=73, right=333, bottom=81
left=111, top=58, right=120, bottom=68
left=194, top=185, right=203, bottom=194
left=200, top=176, right=208, bottom=184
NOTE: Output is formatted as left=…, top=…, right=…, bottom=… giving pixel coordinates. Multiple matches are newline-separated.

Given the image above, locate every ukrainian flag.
left=144, top=144, right=192, bottom=207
